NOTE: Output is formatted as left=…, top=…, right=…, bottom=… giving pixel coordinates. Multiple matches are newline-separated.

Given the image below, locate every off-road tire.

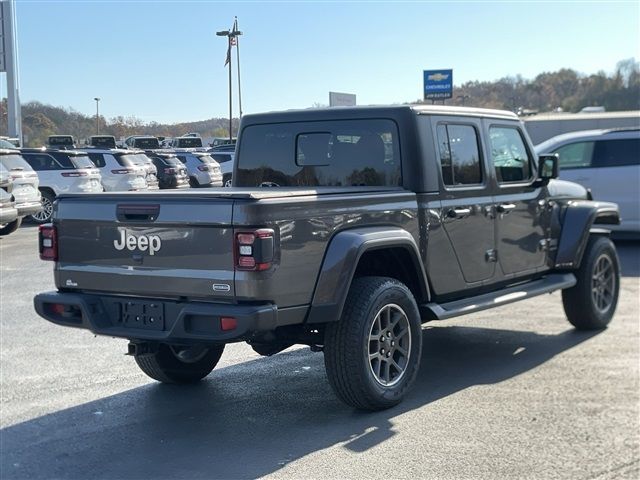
left=135, top=343, right=225, bottom=384
left=0, top=217, right=21, bottom=236
left=562, top=235, right=620, bottom=330
left=324, top=276, right=422, bottom=411
left=30, top=190, right=55, bottom=224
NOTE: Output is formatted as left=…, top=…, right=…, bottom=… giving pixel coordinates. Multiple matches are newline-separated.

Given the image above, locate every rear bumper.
left=0, top=205, right=18, bottom=224
left=16, top=201, right=43, bottom=216
left=34, top=291, right=282, bottom=344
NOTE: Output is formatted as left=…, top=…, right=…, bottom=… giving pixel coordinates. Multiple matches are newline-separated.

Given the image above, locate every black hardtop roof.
left=240, top=104, right=518, bottom=127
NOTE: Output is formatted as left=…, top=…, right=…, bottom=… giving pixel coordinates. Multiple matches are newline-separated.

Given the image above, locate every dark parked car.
left=35, top=105, right=620, bottom=411
left=147, top=152, right=189, bottom=189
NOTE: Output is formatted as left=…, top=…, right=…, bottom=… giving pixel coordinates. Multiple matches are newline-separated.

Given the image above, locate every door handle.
left=496, top=203, right=516, bottom=214
left=447, top=207, right=471, bottom=219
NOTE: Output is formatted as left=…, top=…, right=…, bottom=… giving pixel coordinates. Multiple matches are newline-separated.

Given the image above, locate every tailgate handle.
left=117, top=204, right=160, bottom=222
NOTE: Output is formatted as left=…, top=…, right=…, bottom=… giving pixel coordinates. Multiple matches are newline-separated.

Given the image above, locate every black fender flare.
left=306, top=227, right=429, bottom=324
left=555, top=200, right=620, bottom=269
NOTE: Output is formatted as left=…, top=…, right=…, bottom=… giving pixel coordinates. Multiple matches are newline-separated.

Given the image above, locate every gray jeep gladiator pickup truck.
left=34, top=106, right=621, bottom=410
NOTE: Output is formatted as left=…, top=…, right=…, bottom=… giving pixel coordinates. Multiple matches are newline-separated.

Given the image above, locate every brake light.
left=111, top=168, right=136, bottom=174
left=235, top=229, right=274, bottom=271
left=39, top=224, right=58, bottom=261
left=164, top=168, right=176, bottom=175
left=61, top=171, right=88, bottom=177
left=220, top=317, right=237, bottom=331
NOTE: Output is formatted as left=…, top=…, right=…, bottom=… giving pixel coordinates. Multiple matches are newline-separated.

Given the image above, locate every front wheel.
left=135, top=343, right=225, bottom=384
left=324, top=276, right=422, bottom=411
left=562, top=236, right=620, bottom=330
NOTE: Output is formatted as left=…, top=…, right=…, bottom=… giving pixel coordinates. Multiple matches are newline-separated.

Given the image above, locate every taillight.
left=111, top=168, right=136, bottom=174
left=197, top=165, right=209, bottom=171
left=61, top=171, right=88, bottom=177
left=39, top=224, right=58, bottom=261
left=164, top=168, right=176, bottom=175
left=235, top=229, right=274, bottom=271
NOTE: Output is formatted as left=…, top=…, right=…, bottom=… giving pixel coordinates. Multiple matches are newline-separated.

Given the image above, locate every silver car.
left=535, top=128, right=640, bottom=234
left=0, top=168, right=19, bottom=236
left=173, top=151, right=223, bottom=187
left=0, top=150, right=42, bottom=226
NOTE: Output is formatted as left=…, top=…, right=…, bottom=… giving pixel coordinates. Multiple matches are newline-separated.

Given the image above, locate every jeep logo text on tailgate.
left=114, top=229, right=161, bottom=256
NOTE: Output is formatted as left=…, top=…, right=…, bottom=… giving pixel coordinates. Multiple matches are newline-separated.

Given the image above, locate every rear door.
left=485, top=122, right=547, bottom=277
left=54, top=195, right=236, bottom=301
left=432, top=118, right=496, bottom=285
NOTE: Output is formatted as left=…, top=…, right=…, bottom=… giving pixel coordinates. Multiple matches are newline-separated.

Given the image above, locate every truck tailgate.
left=54, top=194, right=235, bottom=301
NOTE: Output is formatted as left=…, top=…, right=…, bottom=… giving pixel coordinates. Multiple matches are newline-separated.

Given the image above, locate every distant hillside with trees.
left=1, top=58, right=638, bottom=147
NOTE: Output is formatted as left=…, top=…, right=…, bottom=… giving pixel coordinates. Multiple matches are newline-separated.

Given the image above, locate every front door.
left=485, top=122, right=546, bottom=277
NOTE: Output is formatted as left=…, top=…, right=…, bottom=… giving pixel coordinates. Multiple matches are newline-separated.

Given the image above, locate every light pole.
left=94, top=97, right=100, bottom=134
left=217, top=21, right=242, bottom=142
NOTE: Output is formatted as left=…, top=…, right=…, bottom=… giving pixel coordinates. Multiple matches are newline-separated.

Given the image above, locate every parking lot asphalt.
left=1, top=225, right=638, bottom=480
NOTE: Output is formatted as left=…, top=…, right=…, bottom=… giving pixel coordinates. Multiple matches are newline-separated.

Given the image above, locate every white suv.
left=173, top=151, right=223, bottom=187
left=535, top=128, right=640, bottom=234
left=209, top=151, right=235, bottom=186
left=21, top=148, right=103, bottom=223
left=80, top=148, right=149, bottom=192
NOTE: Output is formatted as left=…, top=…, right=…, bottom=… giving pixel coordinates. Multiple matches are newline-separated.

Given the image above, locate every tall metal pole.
left=2, top=0, right=22, bottom=143
left=234, top=17, right=242, bottom=118
left=227, top=34, right=233, bottom=141
left=94, top=97, right=100, bottom=134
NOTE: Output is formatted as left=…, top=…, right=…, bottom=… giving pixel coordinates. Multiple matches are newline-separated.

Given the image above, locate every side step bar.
left=421, top=273, right=576, bottom=321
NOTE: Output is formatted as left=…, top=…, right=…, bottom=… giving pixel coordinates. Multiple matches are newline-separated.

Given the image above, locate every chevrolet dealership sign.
left=423, top=69, right=453, bottom=100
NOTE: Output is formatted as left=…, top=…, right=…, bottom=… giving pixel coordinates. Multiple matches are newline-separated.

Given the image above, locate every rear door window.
left=436, top=124, right=483, bottom=186
left=592, top=138, right=640, bottom=167
left=236, top=119, right=401, bottom=187
left=212, top=154, right=233, bottom=164
left=22, top=153, right=62, bottom=170
left=553, top=141, right=595, bottom=169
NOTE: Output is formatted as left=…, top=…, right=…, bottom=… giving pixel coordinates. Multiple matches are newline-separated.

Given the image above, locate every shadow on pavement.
left=614, top=240, right=640, bottom=277
left=1, top=326, right=600, bottom=479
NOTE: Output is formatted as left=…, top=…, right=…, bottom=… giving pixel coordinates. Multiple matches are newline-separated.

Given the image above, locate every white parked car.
left=535, top=128, right=640, bottom=234
left=20, top=148, right=103, bottom=223
left=209, top=151, right=235, bottom=186
left=172, top=150, right=223, bottom=187
left=0, top=151, right=42, bottom=232
left=80, top=148, right=149, bottom=192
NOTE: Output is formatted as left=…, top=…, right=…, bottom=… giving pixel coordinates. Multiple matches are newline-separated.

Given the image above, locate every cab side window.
left=489, top=127, right=532, bottom=183
left=436, top=124, right=483, bottom=186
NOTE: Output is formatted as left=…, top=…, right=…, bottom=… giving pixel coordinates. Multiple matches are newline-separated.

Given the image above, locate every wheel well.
left=39, top=187, right=56, bottom=198
left=353, top=247, right=427, bottom=303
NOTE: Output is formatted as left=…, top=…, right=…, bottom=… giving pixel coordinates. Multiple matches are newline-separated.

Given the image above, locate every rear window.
left=197, top=154, right=216, bottom=164
left=134, top=138, right=160, bottom=149
left=235, top=119, right=401, bottom=187
left=156, top=156, right=181, bottom=167
left=116, top=154, right=139, bottom=167
left=212, top=153, right=233, bottom=164
left=0, top=154, right=34, bottom=171
left=69, top=155, right=95, bottom=169
left=90, top=136, right=116, bottom=148
left=177, top=138, right=202, bottom=148
left=48, top=136, right=74, bottom=147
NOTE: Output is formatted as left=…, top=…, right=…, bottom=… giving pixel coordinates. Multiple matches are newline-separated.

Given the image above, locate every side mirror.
left=537, top=154, right=559, bottom=182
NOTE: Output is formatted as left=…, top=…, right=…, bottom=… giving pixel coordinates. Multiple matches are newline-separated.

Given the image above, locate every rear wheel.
left=223, top=174, right=232, bottom=187
left=0, top=217, right=21, bottom=236
left=324, top=276, right=422, bottom=411
left=562, top=236, right=620, bottom=330
left=30, top=190, right=55, bottom=224
left=135, top=343, right=225, bottom=384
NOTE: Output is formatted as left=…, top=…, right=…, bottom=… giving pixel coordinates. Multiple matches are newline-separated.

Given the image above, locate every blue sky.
left=4, top=0, right=639, bottom=123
